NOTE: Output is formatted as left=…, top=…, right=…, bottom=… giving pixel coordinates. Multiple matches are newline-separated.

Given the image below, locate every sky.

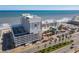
left=0, top=5, right=79, bottom=10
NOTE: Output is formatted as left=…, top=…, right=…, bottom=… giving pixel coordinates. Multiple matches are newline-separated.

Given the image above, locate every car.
left=70, top=46, right=74, bottom=49
left=70, top=44, right=74, bottom=49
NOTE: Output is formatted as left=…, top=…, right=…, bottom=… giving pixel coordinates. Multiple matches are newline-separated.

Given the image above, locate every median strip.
left=38, top=40, right=73, bottom=53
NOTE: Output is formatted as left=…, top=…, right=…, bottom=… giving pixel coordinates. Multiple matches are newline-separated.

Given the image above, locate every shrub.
left=38, top=40, right=73, bottom=53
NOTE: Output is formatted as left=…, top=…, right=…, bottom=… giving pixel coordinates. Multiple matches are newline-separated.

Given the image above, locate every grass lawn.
left=38, top=40, right=73, bottom=53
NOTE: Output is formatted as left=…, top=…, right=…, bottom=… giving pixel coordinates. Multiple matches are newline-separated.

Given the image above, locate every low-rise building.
left=68, top=16, right=79, bottom=26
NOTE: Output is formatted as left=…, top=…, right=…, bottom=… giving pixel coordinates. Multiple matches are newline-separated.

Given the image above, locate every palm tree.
left=44, top=44, right=47, bottom=48
left=57, top=35, right=61, bottom=43
left=37, top=46, right=40, bottom=49
left=59, top=36, right=62, bottom=43
left=54, top=38, right=57, bottom=44
left=64, top=34, right=67, bottom=42
left=61, top=34, right=64, bottom=42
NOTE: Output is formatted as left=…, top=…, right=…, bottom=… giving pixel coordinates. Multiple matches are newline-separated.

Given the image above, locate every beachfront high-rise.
left=21, top=14, right=42, bottom=34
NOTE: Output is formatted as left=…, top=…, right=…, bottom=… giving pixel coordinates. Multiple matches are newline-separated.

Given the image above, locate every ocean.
left=0, top=10, right=79, bottom=25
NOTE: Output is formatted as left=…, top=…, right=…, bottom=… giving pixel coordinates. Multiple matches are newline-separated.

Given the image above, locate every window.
left=34, top=24, right=37, bottom=27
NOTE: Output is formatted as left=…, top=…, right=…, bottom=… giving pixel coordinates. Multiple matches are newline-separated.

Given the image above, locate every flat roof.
left=12, top=24, right=29, bottom=37
left=21, top=13, right=41, bottom=23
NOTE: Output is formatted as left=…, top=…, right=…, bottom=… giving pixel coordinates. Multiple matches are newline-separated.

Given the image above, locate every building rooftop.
left=12, top=24, right=29, bottom=37
left=21, top=13, right=41, bottom=23
left=0, top=23, right=11, bottom=30
left=22, top=14, right=33, bottom=19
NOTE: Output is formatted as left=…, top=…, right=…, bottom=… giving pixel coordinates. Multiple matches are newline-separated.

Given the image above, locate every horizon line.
left=0, top=5, right=79, bottom=10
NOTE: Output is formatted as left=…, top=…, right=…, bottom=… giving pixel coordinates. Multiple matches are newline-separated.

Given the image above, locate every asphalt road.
left=51, top=32, right=79, bottom=53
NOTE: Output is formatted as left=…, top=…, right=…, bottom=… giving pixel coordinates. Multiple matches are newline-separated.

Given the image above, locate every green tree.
left=58, top=24, right=63, bottom=30
left=49, top=27, right=56, bottom=35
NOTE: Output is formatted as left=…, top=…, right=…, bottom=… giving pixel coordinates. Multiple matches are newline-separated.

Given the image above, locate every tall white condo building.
left=21, top=14, right=42, bottom=34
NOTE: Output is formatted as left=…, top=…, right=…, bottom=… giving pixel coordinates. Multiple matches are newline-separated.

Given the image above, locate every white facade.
left=21, top=14, right=42, bottom=34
